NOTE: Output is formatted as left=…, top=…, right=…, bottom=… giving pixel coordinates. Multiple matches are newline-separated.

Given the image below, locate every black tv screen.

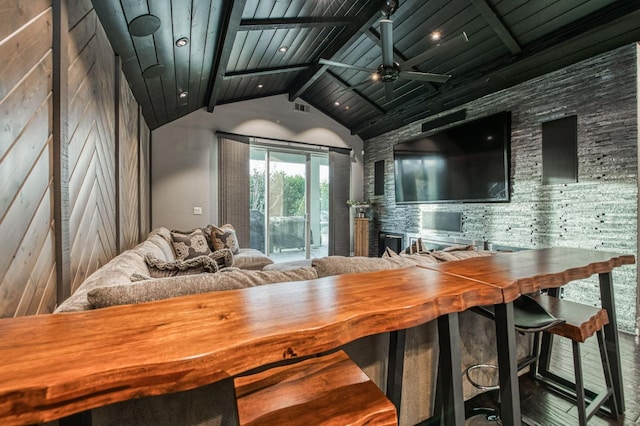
left=394, top=111, right=511, bottom=203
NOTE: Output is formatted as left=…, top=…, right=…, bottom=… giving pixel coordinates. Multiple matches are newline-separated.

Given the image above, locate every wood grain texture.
left=68, top=7, right=118, bottom=295
left=533, top=294, right=609, bottom=343
left=0, top=266, right=502, bottom=424
left=0, top=1, right=54, bottom=318
left=118, top=68, right=140, bottom=251
left=235, top=350, right=397, bottom=425
left=419, top=247, right=636, bottom=302
left=138, top=112, right=150, bottom=240
left=354, top=217, right=369, bottom=257
left=0, top=8, right=52, bottom=101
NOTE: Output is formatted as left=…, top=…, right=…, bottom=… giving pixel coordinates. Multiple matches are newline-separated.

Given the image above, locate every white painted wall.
left=151, top=94, right=364, bottom=230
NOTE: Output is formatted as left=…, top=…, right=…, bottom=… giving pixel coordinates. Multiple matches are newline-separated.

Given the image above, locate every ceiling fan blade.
left=399, top=71, right=451, bottom=84
left=319, top=58, right=376, bottom=73
left=403, top=32, right=469, bottom=69
left=384, top=83, right=394, bottom=102
left=379, top=18, right=394, bottom=68
left=337, top=79, right=372, bottom=94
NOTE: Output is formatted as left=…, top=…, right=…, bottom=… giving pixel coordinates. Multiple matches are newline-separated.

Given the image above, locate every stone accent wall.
left=364, top=44, right=639, bottom=334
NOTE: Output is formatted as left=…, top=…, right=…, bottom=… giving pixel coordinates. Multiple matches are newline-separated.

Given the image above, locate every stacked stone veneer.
left=364, top=44, right=639, bottom=334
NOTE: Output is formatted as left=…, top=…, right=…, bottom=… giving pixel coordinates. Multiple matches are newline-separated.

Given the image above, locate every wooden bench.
left=235, top=350, right=398, bottom=425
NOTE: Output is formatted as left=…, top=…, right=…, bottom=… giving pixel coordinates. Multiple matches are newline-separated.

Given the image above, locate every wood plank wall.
left=0, top=0, right=149, bottom=317
left=119, top=70, right=140, bottom=252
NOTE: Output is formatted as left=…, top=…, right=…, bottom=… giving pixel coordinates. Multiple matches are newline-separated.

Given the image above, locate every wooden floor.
left=465, top=331, right=640, bottom=425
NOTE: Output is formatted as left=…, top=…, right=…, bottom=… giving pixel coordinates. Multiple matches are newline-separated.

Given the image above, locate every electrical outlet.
left=193, top=206, right=203, bottom=215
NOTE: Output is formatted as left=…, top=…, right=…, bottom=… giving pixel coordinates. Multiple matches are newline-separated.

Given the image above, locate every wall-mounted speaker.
left=542, top=115, right=578, bottom=184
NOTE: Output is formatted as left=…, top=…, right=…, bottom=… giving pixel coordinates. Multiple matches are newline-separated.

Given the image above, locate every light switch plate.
left=193, top=206, right=203, bottom=215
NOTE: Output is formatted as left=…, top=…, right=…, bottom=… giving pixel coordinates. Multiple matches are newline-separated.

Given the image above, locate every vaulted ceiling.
left=92, top=0, right=640, bottom=140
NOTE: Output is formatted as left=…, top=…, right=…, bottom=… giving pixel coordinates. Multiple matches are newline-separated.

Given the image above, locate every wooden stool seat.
left=235, top=350, right=398, bottom=426
left=532, top=294, right=609, bottom=343
left=531, top=294, right=618, bottom=425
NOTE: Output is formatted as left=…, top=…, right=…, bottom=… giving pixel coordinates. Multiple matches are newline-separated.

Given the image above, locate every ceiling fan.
left=319, top=0, right=468, bottom=101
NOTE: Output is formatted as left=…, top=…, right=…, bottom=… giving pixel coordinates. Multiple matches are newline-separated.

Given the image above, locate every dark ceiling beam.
left=223, top=64, right=312, bottom=80
left=239, top=17, right=354, bottom=30
left=288, top=2, right=383, bottom=102
left=324, top=70, right=386, bottom=114
left=217, top=90, right=290, bottom=105
left=207, top=0, right=247, bottom=112
left=469, top=0, right=521, bottom=54
left=355, top=7, right=640, bottom=139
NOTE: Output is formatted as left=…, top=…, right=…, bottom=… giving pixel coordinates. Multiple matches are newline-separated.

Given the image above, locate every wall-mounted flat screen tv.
left=394, top=111, right=511, bottom=204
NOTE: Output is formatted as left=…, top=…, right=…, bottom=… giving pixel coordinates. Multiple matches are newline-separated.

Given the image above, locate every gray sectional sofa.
left=54, top=227, right=531, bottom=426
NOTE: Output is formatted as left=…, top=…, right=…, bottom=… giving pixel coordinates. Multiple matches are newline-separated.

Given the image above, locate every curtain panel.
left=218, top=136, right=250, bottom=248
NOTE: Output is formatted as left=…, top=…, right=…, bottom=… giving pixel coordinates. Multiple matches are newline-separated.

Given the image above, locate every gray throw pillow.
left=144, top=251, right=231, bottom=278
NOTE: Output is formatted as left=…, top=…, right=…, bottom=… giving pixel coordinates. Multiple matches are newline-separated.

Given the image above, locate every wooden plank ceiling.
left=92, top=0, right=640, bottom=139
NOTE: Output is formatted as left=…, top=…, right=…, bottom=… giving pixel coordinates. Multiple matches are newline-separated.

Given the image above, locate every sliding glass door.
left=250, top=146, right=328, bottom=261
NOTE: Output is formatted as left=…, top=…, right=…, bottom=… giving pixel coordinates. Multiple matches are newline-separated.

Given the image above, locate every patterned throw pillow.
left=170, top=228, right=211, bottom=260
left=210, top=224, right=240, bottom=254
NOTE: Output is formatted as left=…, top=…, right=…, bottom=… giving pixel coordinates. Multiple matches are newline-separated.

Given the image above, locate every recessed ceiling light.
left=345, top=105, right=350, bottom=110
left=431, top=31, right=442, bottom=41
left=278, top=46, right=288, bottom=53
left=178, top=91, right=188, bottom=99
left=334, top=101, right=340, bottom=106
left=128, top=14, right=161, bottom=37
left=175, top=37, right=189, bottom=47
left=257, top=84, right=264, bottom=88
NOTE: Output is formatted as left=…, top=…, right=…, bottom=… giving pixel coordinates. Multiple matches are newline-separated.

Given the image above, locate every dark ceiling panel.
left=91, top=0, right=640, bottom=135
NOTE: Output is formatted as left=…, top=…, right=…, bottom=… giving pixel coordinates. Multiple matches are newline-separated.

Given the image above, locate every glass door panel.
left=249, top=146, right=329, bottom=262
left=268, top=152, right=307, bottom=257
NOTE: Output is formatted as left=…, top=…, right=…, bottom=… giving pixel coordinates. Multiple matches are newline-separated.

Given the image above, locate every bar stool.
left=463, top=295, right=566, bottom=424
left=466, top=294, right=619, bottom=425
left=531, top=294, right=619, bottom=426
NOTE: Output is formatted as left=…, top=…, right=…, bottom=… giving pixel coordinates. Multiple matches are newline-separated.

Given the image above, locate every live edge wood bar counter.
left=420, top=247, right=635, bottom=426
left=0, top=266, right=503, bottom=426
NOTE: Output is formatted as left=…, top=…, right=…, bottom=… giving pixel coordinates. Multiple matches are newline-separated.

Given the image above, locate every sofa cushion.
left=263, top=259, right=313, bottom=271
left=382, top=247, right=441, bottom=266
left=170, top=228, right=212, bottom=260
left=210, top=224, right=240, bottom=254
left=86, top=267, right=319, bottom=309
left=430, top=247, right=494, bottom=262
left=312, top=256, right=416, bottom=278
left=232, top=248, right=273, bottom=270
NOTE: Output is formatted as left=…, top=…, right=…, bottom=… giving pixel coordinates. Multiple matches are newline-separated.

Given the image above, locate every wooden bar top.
left=0, top=266, right=503, bottom=425
left=419, top=247, right=635, bottom=302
